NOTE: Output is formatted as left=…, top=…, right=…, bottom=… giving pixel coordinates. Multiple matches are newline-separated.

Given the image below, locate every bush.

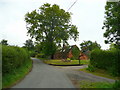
left=86, top=64, right=96, bottom=72
left=90, top=49, right=120, bottom=76
left=29, top=50, right=37, bottom=57
left=2, top=45, right=30, bottom=75
left=113, top=80, right=120, bottom=88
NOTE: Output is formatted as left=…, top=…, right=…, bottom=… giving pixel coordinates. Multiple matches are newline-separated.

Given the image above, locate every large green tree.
left=102, top=2, right=120, bottom=48
left=25, top=3, right=79, bottom=58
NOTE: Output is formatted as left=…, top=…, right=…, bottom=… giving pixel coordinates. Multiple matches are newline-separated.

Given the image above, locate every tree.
left=80, top=40, right=101, bottom=57
left=0, top=39, right=8, bottom=45
left=23, top=39, right=34, bottom=51
left=109, top=43, right=115, bottom=49
left=71, top=45, right=80, bottom=60
left=102, top=2, right=120, bottom=48
left=25, top=3, right=79, bottom=58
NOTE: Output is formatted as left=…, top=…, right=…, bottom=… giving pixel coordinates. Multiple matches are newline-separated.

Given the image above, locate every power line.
left=67, top=0, right=78, bottom=11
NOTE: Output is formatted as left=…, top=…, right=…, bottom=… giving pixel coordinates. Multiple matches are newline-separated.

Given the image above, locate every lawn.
left=43, top=59, right=90, bottom=65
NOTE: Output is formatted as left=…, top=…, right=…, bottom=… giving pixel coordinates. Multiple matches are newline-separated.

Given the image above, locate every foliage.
left=35, top=53, right=45, bottom=58
left=113, top=80, right=120, bottom=89
left=102, top=2, right=120, bottom=48
left=71, top=45, right=80, bottom=60
left=80, top=67, right=119, bottom=80
left=80, top=40, right=101, bottom=58
left=61, top=43, right=70, bottom=59
left=25, top=3, right=79, bottom=58
left=80, top=41, right=101, bottom=52
left=29, top=50, right=37, bottom=57
left=2, top=45, right=30, bottom=75
left=90, top=49, right=120, bottom=76
left=41, top=41, right=57, bottom=58
left=23, top=39, right=34, bottom=51
left=34, top=42, right=42, bottom=53
left=0, top=39, right=8, bottom=45
left=109, top=43, right=116, bottom=50
left=86, top=64, right=96, bottom=72
left=2, top=59, right=32, bottom=88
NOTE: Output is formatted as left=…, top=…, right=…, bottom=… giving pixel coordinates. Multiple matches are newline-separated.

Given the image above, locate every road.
left=57, top=65, right=115, bottom=88
left=12, top=58, right=75, bottom=88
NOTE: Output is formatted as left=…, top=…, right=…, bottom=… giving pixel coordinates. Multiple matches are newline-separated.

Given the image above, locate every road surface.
left=12, top=58, right=74, bottom=88
left=57, top=65, right=115, bottom=88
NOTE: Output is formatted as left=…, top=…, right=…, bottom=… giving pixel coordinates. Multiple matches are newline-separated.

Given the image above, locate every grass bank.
left=2, top=59, right=32, bottom=88
left=79, top=68, right=119, bottom=80
left=79, top=80, right=114, bottom=88
left=43, top=59, right=89, bottom=65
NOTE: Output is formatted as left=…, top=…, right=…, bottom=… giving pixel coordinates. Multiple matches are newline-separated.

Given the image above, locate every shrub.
left=86, top=64, right=96, bottom=72
left=113, top=80, right=120, bottom=88
left=2, top=45, right=30, bottom=75
left=90, top=49, right=120, bottom=76
left=29, top=50, right=37, bottom=57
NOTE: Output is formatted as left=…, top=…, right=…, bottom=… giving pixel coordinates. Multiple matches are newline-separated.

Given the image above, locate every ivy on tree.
left=25, top=3, right=79, bottom=58
left=102, top=2, right=120, bottom=48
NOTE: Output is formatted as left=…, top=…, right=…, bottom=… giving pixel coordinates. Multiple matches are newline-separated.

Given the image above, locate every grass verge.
left=43, top=59, right=89, bottom=65
left=79, top=68, right=119, bottom=80
left=79, top=80, right=114, bottom=88
left=2, top=59, right=32, bottom=88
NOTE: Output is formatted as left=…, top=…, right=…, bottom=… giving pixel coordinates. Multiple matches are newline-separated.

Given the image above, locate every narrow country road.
left=12, top=58, right=75, bottom=88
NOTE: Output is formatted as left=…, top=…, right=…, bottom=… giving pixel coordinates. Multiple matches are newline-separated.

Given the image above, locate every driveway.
left=12, top=58, right=74, bottom=88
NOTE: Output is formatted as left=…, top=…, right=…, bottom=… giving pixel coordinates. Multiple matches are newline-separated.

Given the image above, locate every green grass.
left=79, top=80, right=114, bottom=88
left=80, top=60, right=90, bottom=65
left=79, top=68, right=119, bottom=80
left=2, top=59, right=32, bottom=88
left=43, top=59, right=90, bottom=65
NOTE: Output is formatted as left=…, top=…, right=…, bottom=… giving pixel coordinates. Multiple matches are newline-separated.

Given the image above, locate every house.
left=79, top=52, right=88, bottom=60
left=54, top=45, right=89, bottom=60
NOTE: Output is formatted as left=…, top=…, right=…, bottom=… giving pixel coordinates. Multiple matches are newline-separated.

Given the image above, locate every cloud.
left=2, top=20, right=29, bottom=46
left=0, top=0, right=109, bottom=49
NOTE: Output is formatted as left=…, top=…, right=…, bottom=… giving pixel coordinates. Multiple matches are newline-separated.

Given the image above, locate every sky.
left=0, top=0, right=111, bottom=49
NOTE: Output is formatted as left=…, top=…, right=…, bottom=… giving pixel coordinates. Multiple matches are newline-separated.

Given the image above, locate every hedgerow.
left=90, top=49, right=120, bottom=76
left=2, top=45, right=31, bottom=75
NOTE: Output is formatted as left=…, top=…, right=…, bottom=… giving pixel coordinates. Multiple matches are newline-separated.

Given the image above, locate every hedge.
left=90, top=49, right=120, bottom=76
left=2, top=45, right=30, bottom=75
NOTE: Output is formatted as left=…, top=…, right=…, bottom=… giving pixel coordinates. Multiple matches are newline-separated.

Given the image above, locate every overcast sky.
left=0, top=0, right=110, bottom=49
